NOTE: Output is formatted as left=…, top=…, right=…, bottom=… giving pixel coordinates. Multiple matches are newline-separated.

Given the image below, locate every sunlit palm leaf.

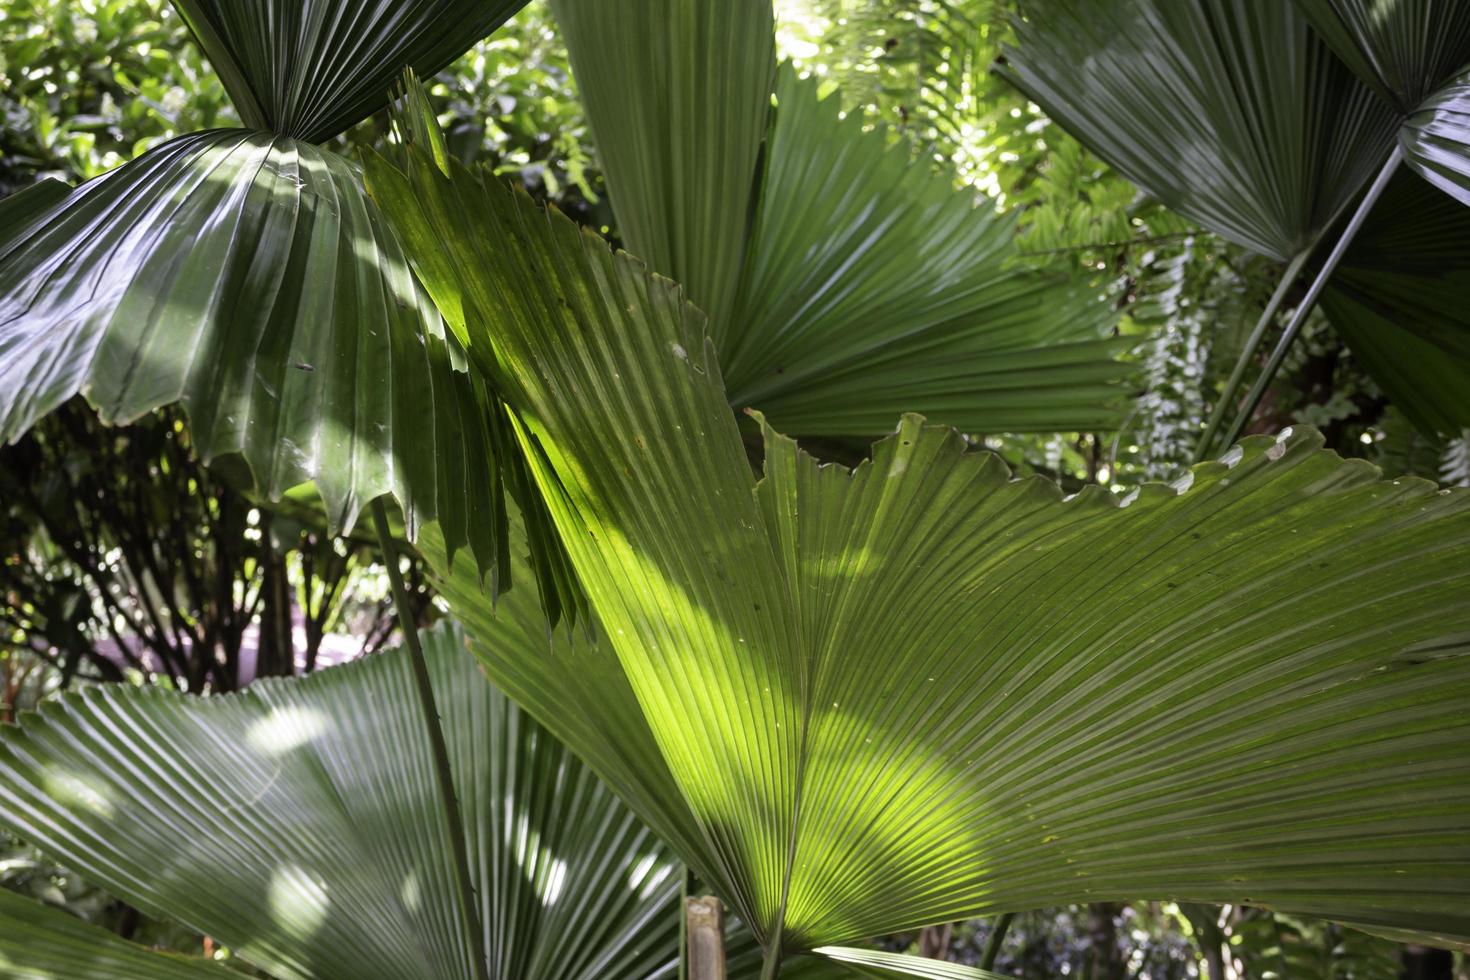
left=1324, top=173, right=1470, bottom=433
left=0, top=887, right=234, bottom=979
left=0, top=133, right=505, bottom=580
left=1003, top=0, right=1400, bottom=263
left=0, top=624, right=682, bottom=980
left=170, top=0, right=528, bottom=142
left=551, top=0, right=1132, bottom=436
left=371, top=143, right=1470, bottom=961
left=1291, top=0, right=1470, bottom=111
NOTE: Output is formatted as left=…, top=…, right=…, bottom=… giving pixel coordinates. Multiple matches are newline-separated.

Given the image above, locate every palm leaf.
left=0, top=133, right=504, bottom=578
left=721, top=65, right=1133, bottom=436
left=551, top=0, right=1133, bottom=436
left=0, top=887, right=235, bottom=979
left=814, top=947, right=1008, bottom=979
left=1402, top=72, right=1470, bottom=206
left=0, top=623, right=682, bottom=979
left=1291, top=1, right=1470, bottom=207
left=170, top=0, right=528, bottom=142
left=548, top=0, right=775, bottom=334
left=0, top=2, right=574, bottom=606
left=1291, top=0, right=1470, bottom=112
left=1002, top=0, right=1400, bottom=262
left=370, top=140, right=1470, bottom=962
left=1324, top=172, right=1470, bottom=433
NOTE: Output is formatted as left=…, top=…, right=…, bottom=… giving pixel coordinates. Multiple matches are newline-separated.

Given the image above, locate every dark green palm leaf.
left=0, top=132, right=504, bottom=579
left=721, top=66, right=1132, bottom=436
left=0, top=624, right=682, bottom=980
left=1292, top=0, right=1470, bottom=111
left=170, top=0, right=529, bottom=142
left=551, top=0, right=1134, bottom=436
left=1325, top=172, right=1470, bottom=433
left=369, top=141, right=1470, bottom=960
left=1003, top=0, right=1399, bottom=262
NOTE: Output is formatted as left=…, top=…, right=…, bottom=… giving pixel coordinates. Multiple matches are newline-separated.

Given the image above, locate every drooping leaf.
left=1324, top=172, right=1470, bottom=434
left=1003, top=0, right=1400, bottom=262
left=1291, top=0, right=1470, bottom=111
left=1402, top=73, right=1470, bottom=206
left=720, top=66, right=1134, bottom=436
left=0, top=887, right=235, bottom=979
left=551, top=0, right=1133, bottom=435
left=374, top=146, right=1470, bottom=957
left=169, top=0, right=530, bottom=142
left=549, top=0, right=775, bottom=333
left=0, top=623, right=682, bottom=980
left=0, top=132, right=506, bottom=581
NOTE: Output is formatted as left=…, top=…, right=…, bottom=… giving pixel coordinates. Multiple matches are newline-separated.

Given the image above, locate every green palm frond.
left=169, top=0, right=528, bottom=142
left=0, top=624, right=683, bottom=979
left=1292, top=0, right=1470, bottom=112
left=550, top=0, right=1135, bottom=436
left=0, top=0, right=564, bottom=612
left=0, top=887, right=235, bottom=979
left=1402, top=73, right=1470, bottom=205
left=369, top=137, right=1470, bottom=965
left=1002, top=0, right=1399, bottom=262
left=1323, top=172, right=1470, bottom=435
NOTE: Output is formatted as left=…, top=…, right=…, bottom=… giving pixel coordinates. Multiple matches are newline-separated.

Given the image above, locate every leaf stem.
left=371, top=497, right=489, bottom=980
left=981, top=912, right=1015, bottom=971
left=1192, top=247, right=1314, bottom=462
left=1217, top=145, right=1404, bottom=450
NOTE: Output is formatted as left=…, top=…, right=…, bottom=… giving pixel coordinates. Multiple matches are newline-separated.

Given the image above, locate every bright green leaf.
left=374, top=141, right=1470, bottom=957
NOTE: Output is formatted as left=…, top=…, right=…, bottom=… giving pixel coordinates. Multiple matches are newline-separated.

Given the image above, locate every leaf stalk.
left=370, top=497, right=489, bottom=980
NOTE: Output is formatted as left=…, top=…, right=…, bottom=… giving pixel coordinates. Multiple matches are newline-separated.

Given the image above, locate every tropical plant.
left=550, top=0, right=1135, bottom=439
left=366, top=89, right=1470, bottom=974
left=1002, top=0, right=1470, bottom=450
left=2, top=0, right=1469, bottom=977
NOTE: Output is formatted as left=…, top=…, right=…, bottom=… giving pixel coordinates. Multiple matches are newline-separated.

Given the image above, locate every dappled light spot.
left=267, top=864, right=329, bottom=942
left=246, top=705, right=327, bottom=756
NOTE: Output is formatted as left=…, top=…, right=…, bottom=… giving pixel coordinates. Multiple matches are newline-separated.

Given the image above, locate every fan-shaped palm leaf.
left=1292, top=0, right=1470, bottom=112
left=1004, top=0, right=1470, bottom=443
left=549, top=0, right=1134, bottom=437
left=1003, top=0, right=1398, bottom=263
left=368, top=139, right=1470, bottom=973
left=170, top=0, right=526, bottom=143
left=0, top=0, right=539, bottom=595
left=1292, top=1, right=1470, bottom=205
left=0, top=624, right=682, bottom=979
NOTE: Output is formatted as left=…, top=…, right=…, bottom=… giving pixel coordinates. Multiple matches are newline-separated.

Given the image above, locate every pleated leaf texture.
left=369, top=141, right=1470, bottom=958
left=1003, top=0, right=1400, bottom=263
left=0, top=886, right=236, bottom=979
left=1003, top=0, right=1470, bottom=436
left=1292, top=0, right=1470, bottom=207
left=170, top=0, right=528, bottom=143
left=1317, top=173, right=1470, bottom=435
left=550, top=0, right=1134, bottom=437
left=0, top=623, right=685, bottom=980
left=1292, top=0, right=1470, bottom=111
left=0, top=0, right=540, bottom=595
